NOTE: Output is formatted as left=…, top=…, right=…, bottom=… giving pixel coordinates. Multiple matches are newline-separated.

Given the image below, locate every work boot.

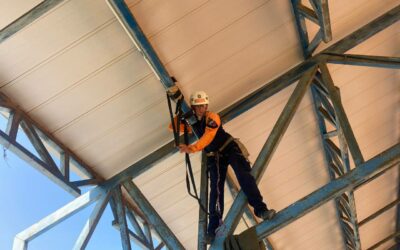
left=255, top=209, right=276, bottom=220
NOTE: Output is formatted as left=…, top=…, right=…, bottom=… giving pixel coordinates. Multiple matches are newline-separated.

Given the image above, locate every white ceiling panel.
left=0, top=0, right=115, bottom=87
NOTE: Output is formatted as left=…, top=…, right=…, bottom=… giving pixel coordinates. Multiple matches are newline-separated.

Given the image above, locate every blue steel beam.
left=143, top=222, right=154, bottom=249
left=60, top=151, right=70, bottom=181
left=19, top=120, right=60, bottom=177
left=155, top=242, right=165, bottom=250
left=290, top=0, right=332, bottom=58
left=13, top=185, right=109, bottom=249
left=71, top=179, right=100, bottom=187
left=106, top=0, right=196, bottom=126
left=0, top=0, right=64, bottom=43
left=5, top=110, right=21, bottom=142
left=123, top=181, right=185, bottom=250
left=291, top=0, right=311, bottom=58
left=311, top=79, right=361, bottom=249
left=126, top=210, right=148, bottom=246
left=210, top=66, right=318, bottom=249
left=319, top=63, right=364, bottom=166
left=322, top=53, right=400, bottom=68
left=73, top=191, right=111, bottom=250
left=253, top=143, right=400, bottom=239
left=311, top=0, right=332, bottom=42
left=112, top=221, right=151, bottom=249
left=113, top=186, right=132, bottom=250
left=298, top=4, right=319, bottom=24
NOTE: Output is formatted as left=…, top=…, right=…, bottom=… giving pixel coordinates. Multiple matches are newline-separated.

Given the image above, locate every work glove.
left=167, top=85, right=183, bottom=103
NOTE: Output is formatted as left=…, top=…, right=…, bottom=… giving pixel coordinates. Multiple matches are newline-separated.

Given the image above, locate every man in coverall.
left=170, top=90, right=275, bottom=242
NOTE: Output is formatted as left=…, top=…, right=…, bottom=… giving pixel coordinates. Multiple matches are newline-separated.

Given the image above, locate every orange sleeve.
left=188, top=112, right=221, bottom=153
left=168, top=116, right=192, bottom=133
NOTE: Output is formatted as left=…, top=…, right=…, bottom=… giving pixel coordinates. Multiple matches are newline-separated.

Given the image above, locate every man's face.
left=193, top=104, right=208, bottom=119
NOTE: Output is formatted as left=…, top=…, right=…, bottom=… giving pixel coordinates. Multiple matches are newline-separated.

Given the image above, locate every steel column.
left=197, top=153, right=208, bottom=250
left=253, top=143, right=400, bottom=239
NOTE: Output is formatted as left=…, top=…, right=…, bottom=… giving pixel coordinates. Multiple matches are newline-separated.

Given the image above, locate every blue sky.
left=0, top=115, right=144, bottom=249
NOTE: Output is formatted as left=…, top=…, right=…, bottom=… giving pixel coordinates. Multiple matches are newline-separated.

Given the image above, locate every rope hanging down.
left=166, top=85, right=211, bottom=215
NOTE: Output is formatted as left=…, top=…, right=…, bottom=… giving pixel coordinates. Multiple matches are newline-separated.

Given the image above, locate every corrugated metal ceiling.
left=0, top=0, right=399, bottom=249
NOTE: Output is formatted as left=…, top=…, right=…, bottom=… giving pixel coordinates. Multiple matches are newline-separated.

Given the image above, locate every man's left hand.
left=178, top=144, right=191, bottom=154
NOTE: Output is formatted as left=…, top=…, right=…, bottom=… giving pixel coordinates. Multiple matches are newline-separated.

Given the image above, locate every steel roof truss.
left=0, top=93, right=100, bottom=196
left=109, top=6, right=400, bottom=188
left=122, top=181, right=185, bottom=250
left=0, top=104, right=81, bottom=196
left=306, top=65, right=362, bottom=249
left=13, top=185, right=109, bottom=249
left=73, top=191, right=111, bottom=250
left=113, top=186, right=132, bottom=250
left=291, top=0, right=332, bottom=58
left=253, top=143, right=400, bottom=239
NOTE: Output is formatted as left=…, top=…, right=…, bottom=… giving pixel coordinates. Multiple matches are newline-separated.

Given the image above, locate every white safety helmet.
left=190, top=91, right=209, bottom=106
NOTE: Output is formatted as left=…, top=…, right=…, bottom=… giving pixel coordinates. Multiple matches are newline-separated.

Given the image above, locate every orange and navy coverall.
left=171, top=111, right=268, bottom=236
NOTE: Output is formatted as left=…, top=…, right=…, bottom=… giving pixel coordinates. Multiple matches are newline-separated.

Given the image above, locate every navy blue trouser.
left=206, top=142, right=267, bottom=236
